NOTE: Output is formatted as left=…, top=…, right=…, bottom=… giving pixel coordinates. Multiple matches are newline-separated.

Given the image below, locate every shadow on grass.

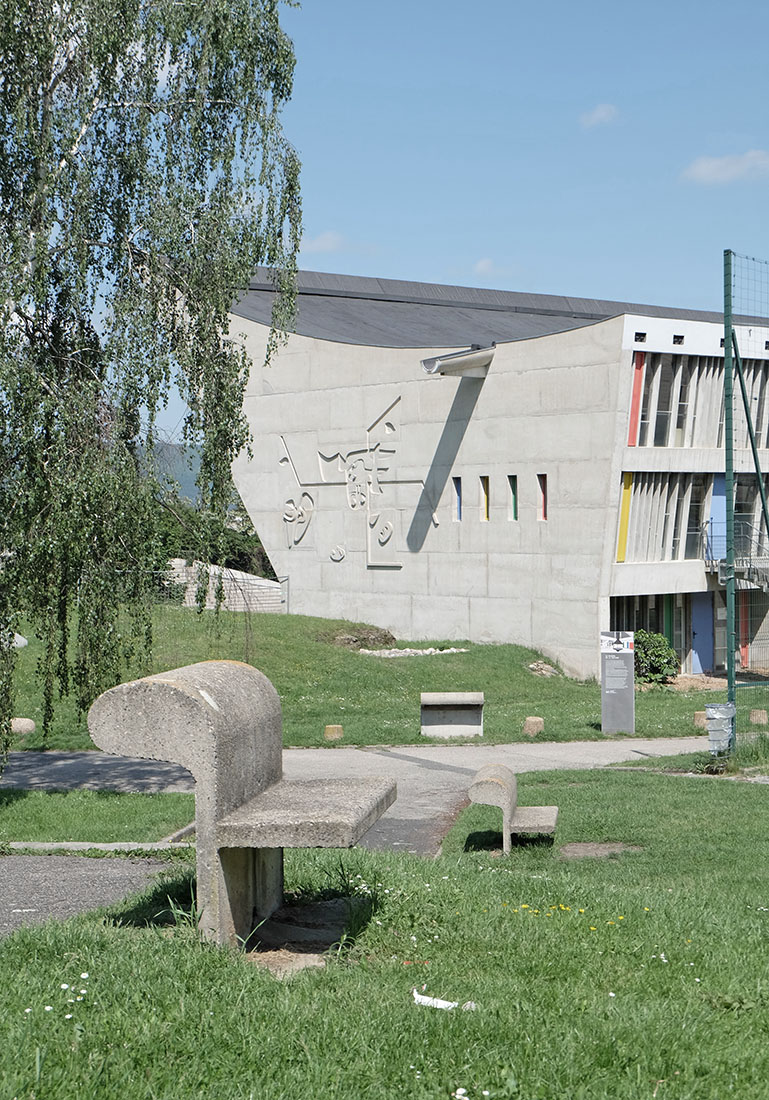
left=0, top=790, right=29, bottom=808
left=111, top=864, right=377, bottom=955
left=464, top=830, right=554, bottom=853
left=112, top=870, right=197, bottom=928
left=246, top=893, right=378, bottom=955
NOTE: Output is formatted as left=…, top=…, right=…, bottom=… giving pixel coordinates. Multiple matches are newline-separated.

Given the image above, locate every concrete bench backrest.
left=468, top=763, right=517, bottom=817
left=468, top=763, right=517, bottom=855
left=88, top=660, right=282, bottom=937
left=468, top=763, right=559, bottom=854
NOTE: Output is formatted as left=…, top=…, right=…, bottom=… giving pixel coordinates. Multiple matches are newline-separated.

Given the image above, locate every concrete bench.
left=420, top=692, right=484, bottom=738
left=88, top=661, right=396, bottom=947
left=468, top=763, right=558, bottom=855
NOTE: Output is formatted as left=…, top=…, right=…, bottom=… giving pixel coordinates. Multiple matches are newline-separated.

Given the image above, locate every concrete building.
left=230, top=270, right=769, bottom=680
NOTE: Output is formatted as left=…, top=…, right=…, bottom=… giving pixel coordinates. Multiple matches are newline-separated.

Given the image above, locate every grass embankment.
left=3, top=769, right=769, bottom=1098
left=11, top=607, right=721, bottom=750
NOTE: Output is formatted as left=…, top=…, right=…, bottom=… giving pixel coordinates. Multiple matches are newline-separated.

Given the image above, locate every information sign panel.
left=600, top=631, right=635, bottom=734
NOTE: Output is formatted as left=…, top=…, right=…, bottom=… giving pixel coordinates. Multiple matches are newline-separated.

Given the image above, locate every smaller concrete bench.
left=420, top=692, right=484, bottom=739
left=468, top=763, right=558, bottom=855
left=88, top=661, right=395, bottom=947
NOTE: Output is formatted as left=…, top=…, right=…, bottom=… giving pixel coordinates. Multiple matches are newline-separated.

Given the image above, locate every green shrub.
left=634, top=629, right=679, bottom=683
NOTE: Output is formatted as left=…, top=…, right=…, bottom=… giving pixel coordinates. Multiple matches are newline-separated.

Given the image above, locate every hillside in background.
left=142, top=439, right=201, bottom=502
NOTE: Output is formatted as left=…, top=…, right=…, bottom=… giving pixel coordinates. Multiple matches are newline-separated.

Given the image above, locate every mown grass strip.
left=0, top=790, right=195, bottom=844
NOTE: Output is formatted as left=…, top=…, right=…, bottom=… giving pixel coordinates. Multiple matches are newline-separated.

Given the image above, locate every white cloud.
left=301, top=230, right=346, bottom=254
left=473, top=258, right=497, bottom=276
left=682, top=150, right=769, bottom=184
left=579, top=103, right=618, bottom=129
left=472, top=258, right=513, bottom=281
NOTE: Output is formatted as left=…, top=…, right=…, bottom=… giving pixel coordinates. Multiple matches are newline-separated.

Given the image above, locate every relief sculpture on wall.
left=277, top=395, right=438, bottom=568
left=282, top=492, right=314, bottom=547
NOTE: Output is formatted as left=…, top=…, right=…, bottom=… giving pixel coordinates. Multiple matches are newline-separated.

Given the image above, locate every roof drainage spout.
left=421, top=345, right=495, bottom=378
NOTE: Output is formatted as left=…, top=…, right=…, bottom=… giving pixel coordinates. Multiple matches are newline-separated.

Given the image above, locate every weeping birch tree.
left=0, top=0, right=301, bottom=752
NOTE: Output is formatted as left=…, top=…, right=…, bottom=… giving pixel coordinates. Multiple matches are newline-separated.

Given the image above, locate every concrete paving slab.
left=0, top=751, right=194, bottom=792
left=0, top=855, right=171, bottom=937
left=283, top=737, right=710, bottom=855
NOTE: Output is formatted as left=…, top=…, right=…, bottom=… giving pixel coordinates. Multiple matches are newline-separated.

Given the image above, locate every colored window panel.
left=480, top=476, right=490, bottom=521
left=627, top=352, right=645, bottom=446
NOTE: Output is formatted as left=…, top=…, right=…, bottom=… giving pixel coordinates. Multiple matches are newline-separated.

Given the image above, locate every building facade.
left=230, top=271, right=769, bottom=680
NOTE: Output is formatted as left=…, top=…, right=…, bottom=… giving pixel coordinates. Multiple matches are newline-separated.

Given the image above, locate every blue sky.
left=281, top=0, right=769, bottom=312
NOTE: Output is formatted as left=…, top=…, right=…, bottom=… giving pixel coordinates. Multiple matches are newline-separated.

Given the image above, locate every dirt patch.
left=245, top=897, right=363, bottom=979
left=247, top=948, right=327, bottom=980
left=331, top=626, right=397, bottom=650
left=669, top=674, right=727, bottom=692
left=558, top=842, right=643, bottom=860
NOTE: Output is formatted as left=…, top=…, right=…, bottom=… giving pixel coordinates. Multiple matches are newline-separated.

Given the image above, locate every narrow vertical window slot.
left=538, top=473, right=548, bottom=521
left=653, top=355, right=675, bottom=446
left=508, top=475, right=518, bottom=520
left=480, top=475, right=490, bottom=521
left=638, top=355, right=659, bottom=446
left=453, top=476, right=462, bottom=522
left=674, top=358, right=692, bottom=446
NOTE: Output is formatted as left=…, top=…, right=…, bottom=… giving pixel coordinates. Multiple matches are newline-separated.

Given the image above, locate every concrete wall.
left=231, top=315, right=631, bottom=679
left=167, top=560, right=284, bottom=614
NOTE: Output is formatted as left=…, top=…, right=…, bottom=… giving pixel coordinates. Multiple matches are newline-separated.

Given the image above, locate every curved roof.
left=230, top=268, right=728, bottom=350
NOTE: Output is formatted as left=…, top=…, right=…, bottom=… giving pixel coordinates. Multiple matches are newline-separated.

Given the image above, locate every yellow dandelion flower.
left=607, top=921, right=615, bottom=926
left=521, top=904, right=529, bottom=909
left=618, top=916, right=624, bottom=921
left=579, top=909, right=585, bottom=913
left=589, top=926, right=597, bottom=931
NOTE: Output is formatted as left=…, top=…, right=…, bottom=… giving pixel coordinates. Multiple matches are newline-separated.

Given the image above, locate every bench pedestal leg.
left=204, top=847, right=284, bottom=947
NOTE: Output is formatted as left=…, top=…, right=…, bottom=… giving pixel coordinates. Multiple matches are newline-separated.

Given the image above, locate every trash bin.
left=705, top=702, right=736, bottom=755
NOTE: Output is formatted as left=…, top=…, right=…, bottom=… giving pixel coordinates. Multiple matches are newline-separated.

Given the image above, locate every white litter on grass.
left=412, top=988, right=476, bottom=1011
left=360, top=647, right=469, bottom=658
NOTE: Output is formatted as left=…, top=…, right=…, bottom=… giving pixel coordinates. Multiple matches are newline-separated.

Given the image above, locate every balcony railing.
left=701, top=520, right=769, bottom=590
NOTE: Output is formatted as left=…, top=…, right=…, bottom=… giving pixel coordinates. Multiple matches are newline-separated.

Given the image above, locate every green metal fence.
left=723, top=250, right=769, bottom=749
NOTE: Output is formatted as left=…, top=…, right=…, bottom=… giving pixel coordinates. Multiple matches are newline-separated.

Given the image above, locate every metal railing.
left=701, top=520, right=769, bottom=591
left=701, top=519, right=768, bottom=564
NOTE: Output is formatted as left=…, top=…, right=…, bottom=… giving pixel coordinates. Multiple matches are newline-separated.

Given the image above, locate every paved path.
left=0, top=856, right=172, bottom=938
left=0, top=737, right=709, bottom=935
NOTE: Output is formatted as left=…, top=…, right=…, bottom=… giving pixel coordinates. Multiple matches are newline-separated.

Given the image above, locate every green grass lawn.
left=10, top=606, right=723, bottom=750
left=2, top=769, right=769, bottom=1098
left=0, top=790, right=195, bottom=844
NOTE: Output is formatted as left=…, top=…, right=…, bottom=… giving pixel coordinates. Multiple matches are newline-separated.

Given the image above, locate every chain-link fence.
left=735, top=673, right=769, bottom=748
